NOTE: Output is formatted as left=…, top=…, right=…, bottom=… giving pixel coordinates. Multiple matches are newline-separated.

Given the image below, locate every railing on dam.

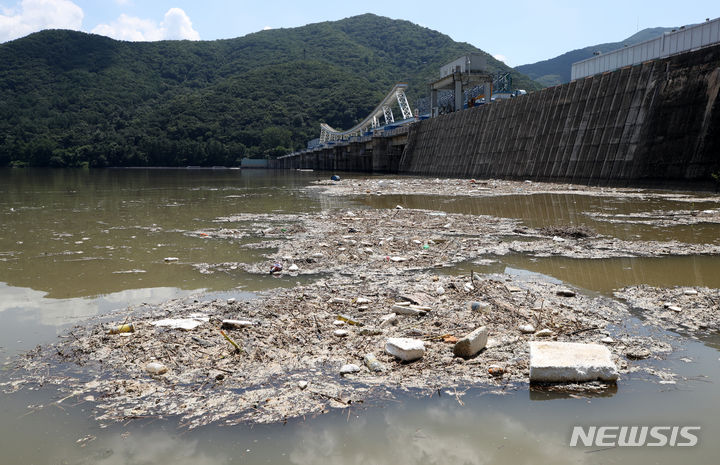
left=402, top=42, right=720, bottom=184
left=571, top=16, right=720, bottom=80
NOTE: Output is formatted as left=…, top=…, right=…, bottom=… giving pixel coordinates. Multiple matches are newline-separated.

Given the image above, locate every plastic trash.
left=331, top=175, right=341, bottom=181
left=108, top=323, right=134, bottom=334
left=269, top=263, right=283, bottom=274
left=336, top=314, right=364, bottom=326
left=364, top=353, right=384, bottom=372
left=221, top=319, right=254, bottom=329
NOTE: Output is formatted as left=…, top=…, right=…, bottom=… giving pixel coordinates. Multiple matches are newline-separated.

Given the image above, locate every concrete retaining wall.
left=400, top=44, right=720, bottom=184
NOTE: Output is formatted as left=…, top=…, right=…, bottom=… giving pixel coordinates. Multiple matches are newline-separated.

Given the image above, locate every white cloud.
left=91, top=7, right=199, bottom=41
left=92, top=13, right=160, bottom=41
left=0, top=0, right=84, bottom=43
left=162, top=7, right=200, bottom=40
left=493, top=53, right=508, bottom=63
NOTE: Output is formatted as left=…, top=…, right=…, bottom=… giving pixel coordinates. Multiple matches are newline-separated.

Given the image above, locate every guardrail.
left=571, top=17, right=720, bottom=80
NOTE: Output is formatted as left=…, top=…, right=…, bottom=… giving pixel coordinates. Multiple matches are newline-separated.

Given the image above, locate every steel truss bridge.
left=319, top=83, right=414, bottom=143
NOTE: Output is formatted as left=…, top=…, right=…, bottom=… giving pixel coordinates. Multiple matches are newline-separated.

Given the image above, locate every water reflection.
left=0, top=282, right=190, bottom=326
left=450, top=255, right=720, bottom=295
left=362, top=193, right=720, bottom=244
left=529, top=384, right=618, bottom=401
left=289, top=405, right=583, bottom=465
left=0, top=282, right=203, bottom=357
left=2, top=170, right=719, bottom=465
left=90, top=432, right=228, bottom=465
left=0, top=168, right=346, bottom=298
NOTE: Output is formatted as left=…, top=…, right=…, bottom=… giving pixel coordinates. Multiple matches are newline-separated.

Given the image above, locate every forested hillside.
left=516, top=27, right=674, bottom=87
left=0, top=13, right=540, bottom=167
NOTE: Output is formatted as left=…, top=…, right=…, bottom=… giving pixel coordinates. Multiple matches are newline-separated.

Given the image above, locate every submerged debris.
left=537, top=225, right=596, bottom=239
left=5, top=270, right=671, bottom=429
left=615, top=285, right=720, bottom=335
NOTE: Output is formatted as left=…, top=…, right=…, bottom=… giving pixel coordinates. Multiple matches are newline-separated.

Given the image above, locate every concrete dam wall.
left=400, top=44, right=720, bottom=184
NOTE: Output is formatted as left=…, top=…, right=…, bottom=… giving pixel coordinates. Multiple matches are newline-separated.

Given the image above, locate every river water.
left=1, top=168, right=719, bottom=464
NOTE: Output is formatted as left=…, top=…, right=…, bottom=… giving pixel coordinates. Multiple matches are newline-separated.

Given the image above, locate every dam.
left=278, top=32, right=720, bottom=186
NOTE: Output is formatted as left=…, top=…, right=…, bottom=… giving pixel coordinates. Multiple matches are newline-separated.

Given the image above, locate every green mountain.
left=0, top=13, right=540, bottom=167
left=516, top=27, right=675, bottom=87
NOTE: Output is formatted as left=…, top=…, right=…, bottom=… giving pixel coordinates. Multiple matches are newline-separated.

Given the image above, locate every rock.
left=488, top=365, right=504, bottom=376
left=333, top=329, right=349, bottom=337
left=468, top=301, right=490, bottom=313
left=436, top=286, right=445, bottom=296
left=145, top=362, right=168, bottom=375
left=385, top=337, right=425, bottom=361
left=363, top=353, right=384, bottom=372
left=298, top=381, right=308, bottom=390
left=391, top=304, right=426, bottom=316
left=552, top=236, right=566, bottom=242
left=556, top=288, right=576, bottom=297
left=288, top=264, right=299, bottom=272
left=359, top=327, right=383, bottom=336
left=379, top=313, right=398, bottom=327
left=221, top=319, right=254, bottom=329
left=356, top=297, right=371, bottom=304
left=227, top=298, right=236, bottom=304
left=519, top=324, right=536, bottom=334
left=601, top=336, right=615, bottom=344
left=684, top=289, right=698, bottom=296
left=506, top=285, right=522, bottom=293
left=390, top=256, right=408, bottom=262
left=333, top=320, right=346, bottom=326
left=529, top=341, right=618, bottom=383
left=453, top=326, right=488, bottom=358
left=339, top=364, right=360, bottom=375
left=668, top=305, right=682, bottom=312
left=535, top=329, right=553, bottom=338
left=625, top=347, right=651, bottom=360
left=463, top=282, right=474, bottom=292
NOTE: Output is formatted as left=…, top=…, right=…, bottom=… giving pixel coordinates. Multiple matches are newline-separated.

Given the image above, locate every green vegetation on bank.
left=0, top=13, right=540, bottom=168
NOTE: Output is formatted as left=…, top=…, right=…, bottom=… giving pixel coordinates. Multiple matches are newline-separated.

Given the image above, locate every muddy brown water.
left=1, top=169, right=719, bottom=464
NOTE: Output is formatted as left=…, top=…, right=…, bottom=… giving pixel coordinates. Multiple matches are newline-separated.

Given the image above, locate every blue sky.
left=1, top=0, right=719, bottom=65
